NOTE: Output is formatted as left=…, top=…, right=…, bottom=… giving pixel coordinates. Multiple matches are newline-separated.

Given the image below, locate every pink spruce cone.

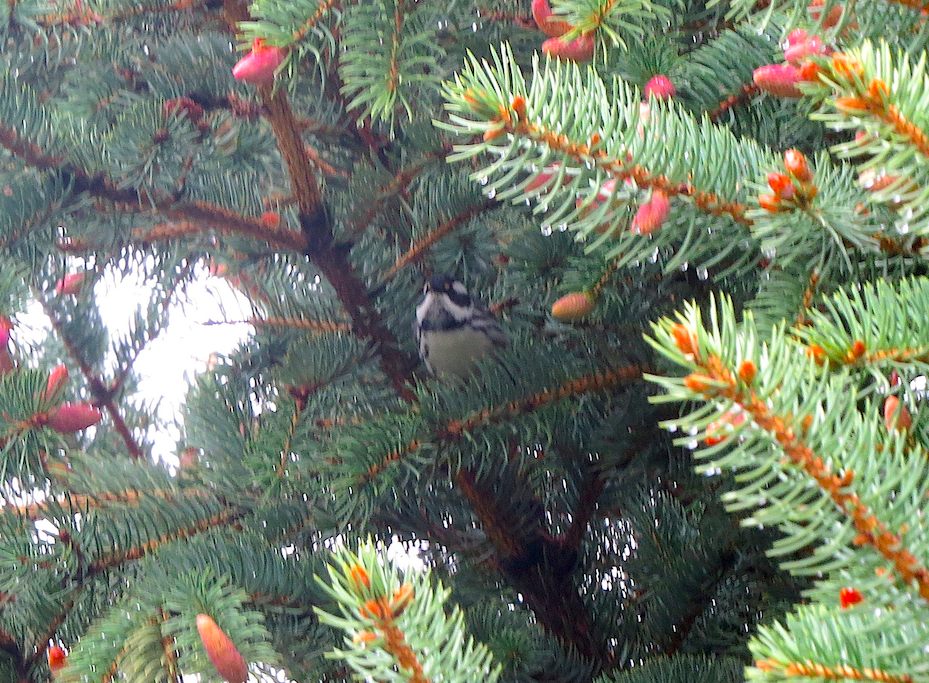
left=532, top=0, right=572, bottom=37
left=644, top=75, right=676, bottom=100
left=45, top=365, right=69, bottom=402
left=48, top=402, right=103, bottom=433
left=631, top=189, right=670, bottom=235
left=55, top=273, right=85, bottom=296
left=753, top=63, right=804, bottom=98
left=883, top=395, right=912, bottom=432
left=0, top=316, right=10, bottom=348
left=784, top=35, right=826, bottom=65
left=542, top=33, right=595, bottom=63
left=233, top=39, right=284, bottom=85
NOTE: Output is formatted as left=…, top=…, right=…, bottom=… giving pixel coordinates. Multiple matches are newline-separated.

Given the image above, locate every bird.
left=415, top=274, right=507, bottom=377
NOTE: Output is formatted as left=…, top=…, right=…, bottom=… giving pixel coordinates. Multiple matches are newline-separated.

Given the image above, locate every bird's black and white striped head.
left=415, top=275, right=506, bottom=377
left=417, top=275, right=474, bottom=327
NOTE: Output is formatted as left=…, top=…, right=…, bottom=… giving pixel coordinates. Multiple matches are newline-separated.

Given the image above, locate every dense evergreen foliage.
left=0, top=0, right=927, bottom=681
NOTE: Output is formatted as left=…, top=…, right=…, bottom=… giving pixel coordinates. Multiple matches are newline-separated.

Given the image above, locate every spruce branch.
left=157, top=608, right=182, bottom=683
left=362, top=365, right=643, bottom=481
left=316, top=542, right=501, bottom=683
left=227, top=0, right=418, bottom=400
left=648, top=287, right=929, bottom=605
left=289, top=0, right=338, bottom=43
left=709, top=84, right=762, bottom=122
left=246, top=316, right=352, bottom=333
left=381, top=198, right=497, bottom=282
left=89, top=508, right=246, bottom=573
left=348, top=149, right=446, bottom=236
left=810, top=43, right=929, bottom=234
left=39, top=300, right=145, bottom=461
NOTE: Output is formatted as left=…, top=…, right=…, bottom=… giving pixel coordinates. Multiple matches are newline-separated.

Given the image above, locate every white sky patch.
left=91, top=265, right=254, bottom=465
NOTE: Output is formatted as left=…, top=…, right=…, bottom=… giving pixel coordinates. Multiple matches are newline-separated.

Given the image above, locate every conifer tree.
left=0, top=0, right=927, bottom=681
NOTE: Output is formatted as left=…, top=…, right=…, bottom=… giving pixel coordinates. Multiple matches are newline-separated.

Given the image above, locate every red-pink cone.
left=48, top=403, right=103, bottom=433
left=197, top=614, right=249, bottom=683
left=631, top=189, right=670, bottom=235
left=55, top=273, right=85, bottom=296
left=644, top=75, right=676, bottom=100
left=883, top=396, right=912, bottom=432
left=45, top=365, right=69, bottom=402
left=531, top=0, right=572, bottom=37
left=753, top=64, right=804, bottom=98
left=542, top=33, right=595, bottom=62
left=784, top=36, right=826, bottom=65
left=0, top=316, right=10, bottom=348
left=232, top=39, right=284, bottom=85
left=526, top=164, right=566, bottom=194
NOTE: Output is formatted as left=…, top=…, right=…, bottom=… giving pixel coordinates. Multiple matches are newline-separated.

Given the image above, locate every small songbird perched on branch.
left=415, top=275, right=507, bottom=378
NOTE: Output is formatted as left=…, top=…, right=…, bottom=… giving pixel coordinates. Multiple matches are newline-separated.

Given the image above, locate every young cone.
left=531, top=0, right=572, bottom=37
left=552, top=292, right=595, bottom=320
left=48, top=645, right=67, bottom=674
left=48, top=403, right=103, bottom=433
left=883, top=395, right=911, bottom=432
left=45, top=365, right=69, bottom=402
left=631, top=189, right=670, bottom=235
left=753, top=64, right=804, bottom=98
left=197, top=614, right=249, bottom=683
left=542, top=33, right=595, bottom=62
left=233, top=39, right=284, bottom=85
left=644, top=75, right=675, bottom=100
left=55, top=273, right=85, bottom=296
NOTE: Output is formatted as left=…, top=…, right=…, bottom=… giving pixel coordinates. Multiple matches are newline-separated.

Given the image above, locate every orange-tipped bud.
left=48, top=645, right=67, bottom=673
left=483, top=126, right=505, bottom=141
left=830, top=52, right=863, bottom=78
left=783, top=150, right=813, bottom=182
left=758, top=194, right=782, bottom=212
left=261, top=211, right=280, bottom=227
left=851, top=339, right=866, bottom=358
left=684, top=373, right=712, bottom=393
left=839, top=587, right=863, bottom=609
left=353, top=630, right=378, bottom=646
left=551, top=292, right=595, bottom=321
left=834, top=97, right=870, bottom=115
left=349, top=564, right=371, bottom=591
left=196, top=614, right=249, bottom=683
left=390, top=583, right=415, bottom=617
left=360, top=599, right=388, bottom=621
left=798, top=61, right=821, bottom=82
left=738, top=360, right=757, bottom=383
left=883, top=395, right=912, bottom=432
left=670, top=323, right=698, bottom=357
left=806, top=344, right=826, bottom=365
left=767, top=172, right=793, bottom=196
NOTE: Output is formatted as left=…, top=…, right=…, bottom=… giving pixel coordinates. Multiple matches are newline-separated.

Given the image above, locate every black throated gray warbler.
left=415, top=275, right=507, bottom=377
